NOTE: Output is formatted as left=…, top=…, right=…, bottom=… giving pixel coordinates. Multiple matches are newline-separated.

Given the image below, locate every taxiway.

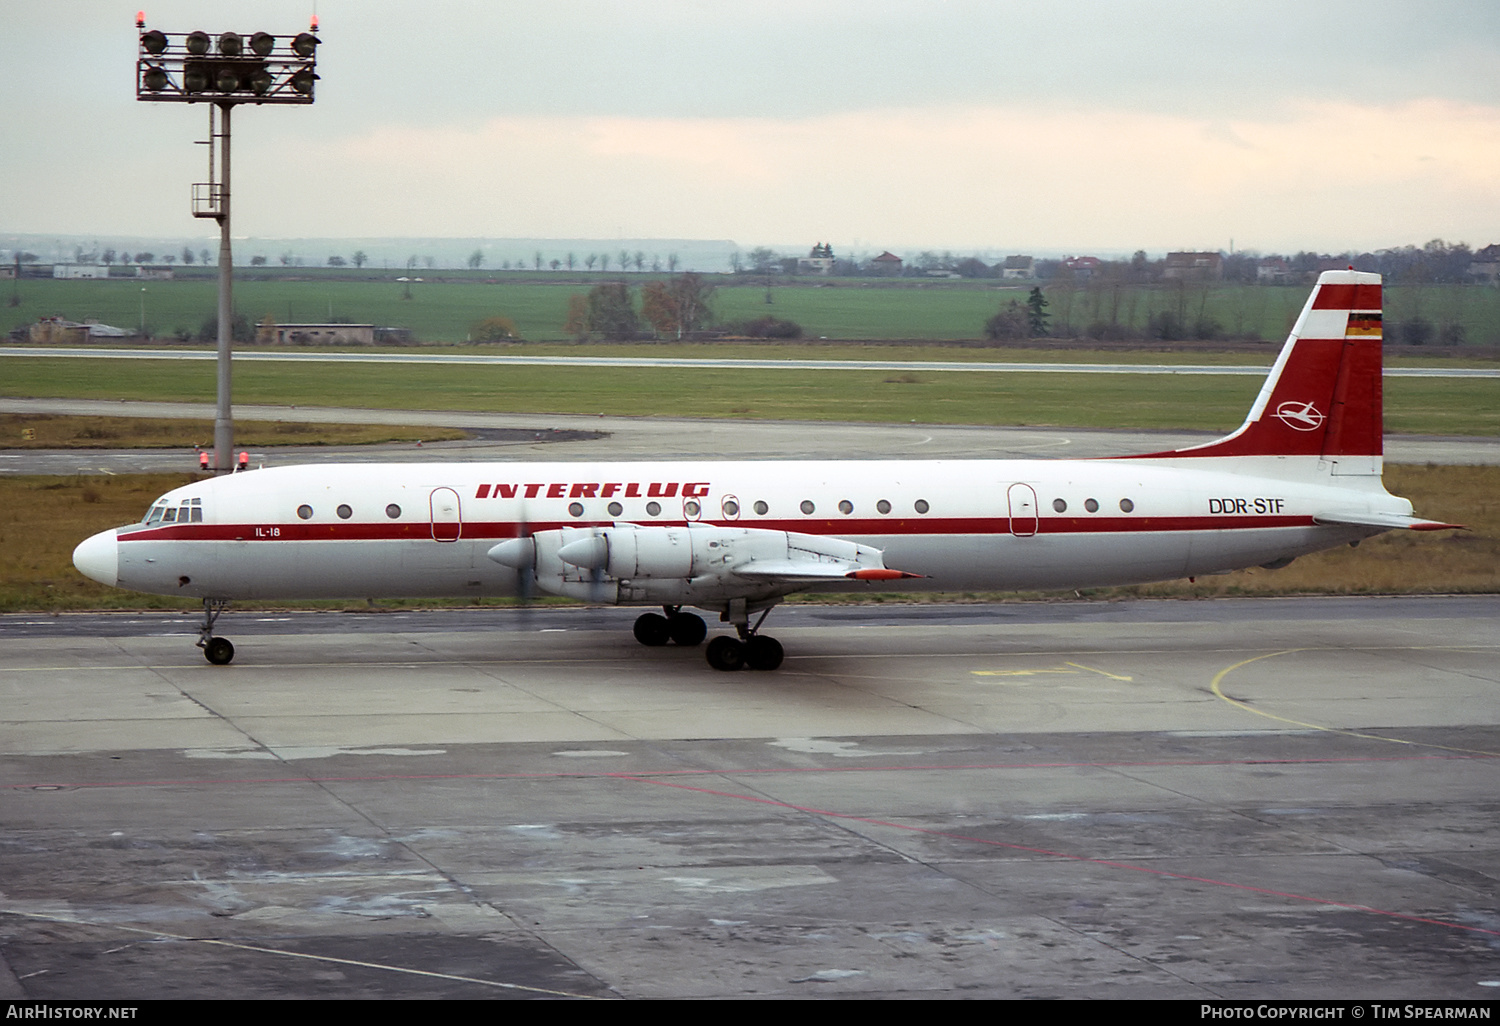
left=2, top=597, right=1497, bottom=999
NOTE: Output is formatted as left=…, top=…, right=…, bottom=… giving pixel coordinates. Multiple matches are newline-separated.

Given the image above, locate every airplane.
left=72, top=270, right=1458, bottom=671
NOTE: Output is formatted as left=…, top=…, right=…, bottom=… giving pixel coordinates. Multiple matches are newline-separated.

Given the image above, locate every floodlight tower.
left=135, top=12, right=320, bottom=472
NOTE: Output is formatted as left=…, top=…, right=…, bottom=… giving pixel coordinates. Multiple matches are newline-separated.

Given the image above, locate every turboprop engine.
left=486, top=523, right=914, bottom=607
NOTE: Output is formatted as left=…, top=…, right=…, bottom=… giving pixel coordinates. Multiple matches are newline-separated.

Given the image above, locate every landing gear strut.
left=633, top=606, right=707, bottom=647
left=197, top=599, right=234, bottom=665
left=706, top=602, right=784, bottom=672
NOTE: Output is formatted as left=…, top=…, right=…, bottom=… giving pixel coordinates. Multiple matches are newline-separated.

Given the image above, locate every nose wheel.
left=197, top=599, right=235, bottom=665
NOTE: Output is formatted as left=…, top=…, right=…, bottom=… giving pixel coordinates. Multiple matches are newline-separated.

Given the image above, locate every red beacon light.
left=310, top=15, right=319, bottom=30
left=199, top=451, right=209, bottom=470
left=136, top=11, right=145, bottom=28
left=237, top=451, right=250, bottom=471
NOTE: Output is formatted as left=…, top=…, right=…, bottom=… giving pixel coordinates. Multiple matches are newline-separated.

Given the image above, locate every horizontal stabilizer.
left=1313, top=511, right=1464, bottom=531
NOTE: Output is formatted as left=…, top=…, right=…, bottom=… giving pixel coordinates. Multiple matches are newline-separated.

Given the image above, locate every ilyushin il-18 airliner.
left=73, top=270, right=1457, bottom=671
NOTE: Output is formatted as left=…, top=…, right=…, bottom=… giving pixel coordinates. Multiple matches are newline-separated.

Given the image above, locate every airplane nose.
left=73, top=529, right=119, bottom=587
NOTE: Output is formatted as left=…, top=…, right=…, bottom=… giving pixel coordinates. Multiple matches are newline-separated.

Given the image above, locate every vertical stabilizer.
left=1129, top=270, right=1382, bottom=468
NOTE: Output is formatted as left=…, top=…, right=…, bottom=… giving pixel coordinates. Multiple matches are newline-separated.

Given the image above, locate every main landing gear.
left=198, top=599, right=235, bottom=665
left=630, top=604, right=784, bottom=671
left=706, top=601, right=784, bottom=673
left=633, top=606, right=708, bottom=647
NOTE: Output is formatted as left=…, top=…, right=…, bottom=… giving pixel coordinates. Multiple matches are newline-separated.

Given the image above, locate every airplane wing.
left=1313, top=511, right=1465, bottom=531
left=729, top=560, right=924, bottom=583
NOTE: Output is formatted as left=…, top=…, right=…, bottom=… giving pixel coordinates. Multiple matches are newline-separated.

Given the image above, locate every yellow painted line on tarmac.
left=1210, top=649, right=1499, bottom=758
left=973, top=661, right=1133, bottom=682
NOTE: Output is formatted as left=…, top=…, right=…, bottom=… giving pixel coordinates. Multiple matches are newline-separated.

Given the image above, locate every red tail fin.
left=1132, top=270, right=1383, bottom=461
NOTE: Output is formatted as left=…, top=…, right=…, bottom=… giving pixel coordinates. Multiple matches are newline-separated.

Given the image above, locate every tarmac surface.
left=2, top=596, right=1498, bottom=999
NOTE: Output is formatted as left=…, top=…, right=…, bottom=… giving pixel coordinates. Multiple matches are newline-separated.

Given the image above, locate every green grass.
left=9, top=276, right=1500, bottom=344
left=0, top=413, right=466, bottom=449
left=3, top=355, right=1498, bottom=435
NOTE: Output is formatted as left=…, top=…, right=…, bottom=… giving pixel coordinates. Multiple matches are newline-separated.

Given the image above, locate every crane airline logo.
left=1273, top=400, right=1326, bottom=432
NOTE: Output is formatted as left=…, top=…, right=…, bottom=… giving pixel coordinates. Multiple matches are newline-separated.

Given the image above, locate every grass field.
left=5, top=465, right=1493, bottom=613
left=4, top=355, right=1498, bottom=436
left=0, top=414, right=466, bottom=449
left=8, top=275, right=1500, bottom=344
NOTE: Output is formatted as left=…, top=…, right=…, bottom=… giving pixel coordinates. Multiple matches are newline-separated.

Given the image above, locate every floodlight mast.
left=135, top=12, right=319, bottom=473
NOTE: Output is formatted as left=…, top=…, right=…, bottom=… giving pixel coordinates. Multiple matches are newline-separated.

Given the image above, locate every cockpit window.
left=145, top=496, right=203, bottom=525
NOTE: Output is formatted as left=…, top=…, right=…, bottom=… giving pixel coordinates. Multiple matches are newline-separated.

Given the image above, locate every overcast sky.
left=3, top=0, right=1497, bottom=256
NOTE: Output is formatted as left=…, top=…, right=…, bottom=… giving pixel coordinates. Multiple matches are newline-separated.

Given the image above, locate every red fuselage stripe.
left=120, top=514, right=1320, bottom=543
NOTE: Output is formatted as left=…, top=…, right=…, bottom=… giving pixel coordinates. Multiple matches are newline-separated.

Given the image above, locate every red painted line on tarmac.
left=10, top=752, right=1496, bottom=938
left=608, top=773, right=1500, bottom=940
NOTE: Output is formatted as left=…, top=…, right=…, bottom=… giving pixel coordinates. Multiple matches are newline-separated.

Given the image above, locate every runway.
left=2, top=597, right=1497, bottom=999
left=5, top=398, right=1500, bottom=472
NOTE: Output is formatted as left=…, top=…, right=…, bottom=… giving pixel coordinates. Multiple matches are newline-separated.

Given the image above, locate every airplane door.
left=1007, top=482, right=1038, bottom=537
left=430, top=487, right=462, bottom=542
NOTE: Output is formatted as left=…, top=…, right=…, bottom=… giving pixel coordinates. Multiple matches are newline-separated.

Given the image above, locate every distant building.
left=868, top=251, right=903, bottom=276
left=1163, top=252, right=1223, bottom=281
left=797, top=242, right=836, bottom=275
left=260, top=322, right=377, bottom=346
left=1001, top=255, right=1035, bottom=280
left=28, top=316, right=132, bottom=343
left=1470, top=244, right=1500, bottom=283
left=52, top=264, right=107, bottom=279
left=1063, top=256, right=1103, bottom=281
left=1256, top=257, right=1292, bottom=284
left=135, top=265, right=174, bottom=280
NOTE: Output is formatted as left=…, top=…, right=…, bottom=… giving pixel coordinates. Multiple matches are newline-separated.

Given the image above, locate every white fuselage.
left=84, top=455, right=1400, bottom=606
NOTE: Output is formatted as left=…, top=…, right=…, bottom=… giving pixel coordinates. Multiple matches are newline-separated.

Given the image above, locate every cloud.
left=263, top=99, right=1500, bottom=252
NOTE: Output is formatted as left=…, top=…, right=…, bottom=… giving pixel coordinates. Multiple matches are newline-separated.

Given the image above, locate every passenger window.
left=646, top=501, right=662, bottom=516
left=838, top=500, right=853, bottom=515
left=914, top=499, right=930, bottom=514
left=1053, top=498, right=1067, bottom=512
left=754, top=500, right=769, bottom=515
left=876, top=499, right=891, bottom=514
left=297, top=504, right=314, bottom=520
left=1084, top=498, right=1099, bottom=513
left=607, top=501, right=624, bottom=517
left=800, top=500, right=815, bottom=515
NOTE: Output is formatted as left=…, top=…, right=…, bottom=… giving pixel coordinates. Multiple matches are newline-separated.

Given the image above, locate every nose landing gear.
left=197, top=599, right=235, bottom=665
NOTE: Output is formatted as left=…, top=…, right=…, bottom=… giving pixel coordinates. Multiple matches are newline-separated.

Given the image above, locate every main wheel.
left=204, top=637, right=235, bottom=666
left=705, top=636, right=745, bottom=672
left=667, top=612, right=707, bottom=647
left=633, top=612, right=672, bottom=646
left=744, top=635, right=784, bottom=671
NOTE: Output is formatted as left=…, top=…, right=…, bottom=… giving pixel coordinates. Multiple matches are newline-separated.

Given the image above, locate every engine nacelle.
left=488, top=523, right=898, bottom=607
